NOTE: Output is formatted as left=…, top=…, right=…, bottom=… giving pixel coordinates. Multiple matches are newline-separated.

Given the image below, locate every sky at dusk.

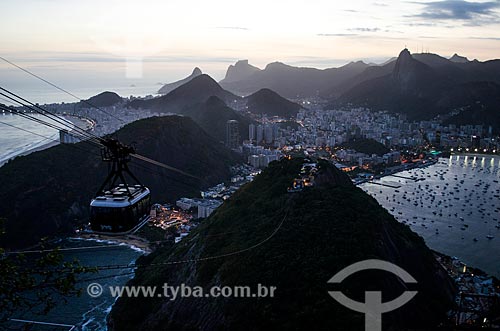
left=1, top=0, right=499, bottom=101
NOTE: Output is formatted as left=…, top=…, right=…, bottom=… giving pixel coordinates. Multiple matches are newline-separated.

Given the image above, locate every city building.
left=226, top=120, right=240, bottom=149
left=249, top=123, right=255, bottom=143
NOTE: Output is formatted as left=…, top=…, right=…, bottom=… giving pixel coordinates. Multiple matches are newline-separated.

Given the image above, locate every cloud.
left=348, top=27, right=381, bottom=32
left=412, top=0, right=500, bottom=23
left=215, top=26, right=249, bottom=31
left=468, top=36, right=500, bottom=40
left=317, top=33, right=359, bottom=37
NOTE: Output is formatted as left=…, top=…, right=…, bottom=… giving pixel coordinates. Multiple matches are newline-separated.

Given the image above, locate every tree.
left=0, top=219, right=96, bottom=327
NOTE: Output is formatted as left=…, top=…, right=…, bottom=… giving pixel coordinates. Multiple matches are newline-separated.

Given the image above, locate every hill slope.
left=183, top=96, right=255, bottom=143
left=0, top=116, right=240, bottom=249
left=158, top=67, right=203, bottom=95
left=109, top=158, right=456, bottom=331
left=244, top=88, right=303, bottom=118
left=129, top=75, right=238, bottom=114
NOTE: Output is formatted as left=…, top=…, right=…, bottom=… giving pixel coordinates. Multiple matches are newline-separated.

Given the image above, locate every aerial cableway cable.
left=0, top=111, right=103, bottom=161
left=23, top=207, right=291, bottom=290
left=130, top=153, right=201, bottom=180
left=0, top=55, right=124, bottom=123
left=0, top=99, right=102, bottom=148
left=0, top=88, right=100, bottom=143
left=37, top=207, right=291, bottom=274
left=0, top=87, right=103, bottom=146
left=0, top=86, right=283, bottom=278
left=0, top=104, right=92, bottom=142
left=1, top=89, right=197, bottom=178
left=0, top=104, right=102, bottom=149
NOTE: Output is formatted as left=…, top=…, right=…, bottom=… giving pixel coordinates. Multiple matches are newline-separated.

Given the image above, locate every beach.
left=0, top=114, right=94, bottom=167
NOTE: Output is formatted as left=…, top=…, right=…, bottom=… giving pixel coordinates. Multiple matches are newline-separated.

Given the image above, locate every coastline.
left=0, top=114, right=95, bottom=168
left=74, top=233, right=152, bottom=254
left=360, top=154, right=500, bottom=277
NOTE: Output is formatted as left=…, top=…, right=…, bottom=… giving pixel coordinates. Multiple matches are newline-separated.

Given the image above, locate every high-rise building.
left=226, top=120, right=240, bottom=149
left=264, top=124, right=273, bottom=144
left=249, top=124, right=255, bottom=143
left=256, top=124, right=264, bottom=145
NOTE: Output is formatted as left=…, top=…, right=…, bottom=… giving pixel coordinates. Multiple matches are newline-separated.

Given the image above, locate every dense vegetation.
left=110, top=158, right=456, bottom=330
left=0, top=116, right=240, bottom=249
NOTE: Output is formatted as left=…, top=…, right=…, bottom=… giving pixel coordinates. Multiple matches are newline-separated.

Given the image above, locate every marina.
left=361, top=154, right=500, bottom=278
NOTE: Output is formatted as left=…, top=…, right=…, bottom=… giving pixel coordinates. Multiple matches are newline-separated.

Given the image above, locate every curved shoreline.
left=0, top=114, right=96, bottom=167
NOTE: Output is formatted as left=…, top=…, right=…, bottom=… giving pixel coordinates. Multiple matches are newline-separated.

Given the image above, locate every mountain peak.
left=220, top=60, right=260, bottom=84
left=398, top=48, right=412, bottom=60
left=449, top=53, right=470, bottom=63
left=392, top=48, right=432, bottom=92
left=81, top=91, right=122, bottom=108
left=245, top=88, right=302, bottom=118
left=158, top=67, right=203, bottom=94
left=192, top=67, right=202, bottom=75
left=171, top=74, right=226, bottom=95
left=235, top=59, right=249, bottom=66
left=265, top=61, right=291, bottom=70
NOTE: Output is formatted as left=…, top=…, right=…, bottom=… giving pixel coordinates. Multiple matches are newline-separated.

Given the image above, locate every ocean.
left=9, top=238, right=144, bottom=331
left=361, top=155, right=500, bottom=278
left=0, top=113, right=63, bottom=165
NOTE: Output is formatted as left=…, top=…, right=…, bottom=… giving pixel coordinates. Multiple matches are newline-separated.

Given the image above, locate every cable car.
left=90, top=184, right=151, bottom=233
left=89, top=139, right=151, bottom=234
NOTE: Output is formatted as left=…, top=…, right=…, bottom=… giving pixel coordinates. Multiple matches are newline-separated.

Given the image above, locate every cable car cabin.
left=90, top=184, right=151, bottom=233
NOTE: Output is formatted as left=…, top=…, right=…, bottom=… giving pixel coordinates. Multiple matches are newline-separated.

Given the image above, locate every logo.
left=87, top=282, right=104, bottom=298
left=328, top=259, right=417, bottom=331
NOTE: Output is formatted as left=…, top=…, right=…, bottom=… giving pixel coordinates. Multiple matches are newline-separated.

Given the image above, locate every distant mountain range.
left=158, top=67, right=203, bottom=95
left=213, top=52, right=499, bottom=129
left=0, top=116, right=240, bottom=249
left=109, top=157, right=455, bottom=330
left=219, top=60, right=370, bottom=98
left=336, top=49, right=500, bottom=127
left=142, top=48, right=499, bottom=131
